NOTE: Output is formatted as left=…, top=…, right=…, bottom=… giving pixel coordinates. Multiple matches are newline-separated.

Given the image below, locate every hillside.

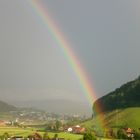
left=10, top=99, right=92, bottom=116
left=82, top=76, right=140, bottom=130
left=81, top=107, right=140, bottom=129
left=0, top=100, right=16, bottom=112
left=93, top=76, right=140, bottom=113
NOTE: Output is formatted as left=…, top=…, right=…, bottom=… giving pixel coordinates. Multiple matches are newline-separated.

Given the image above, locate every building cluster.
left=124, top=127, right=134, bottom=138
left=65, top=125, right=85, bottom=134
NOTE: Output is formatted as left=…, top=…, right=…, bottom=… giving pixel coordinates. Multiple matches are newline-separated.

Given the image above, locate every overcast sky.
left=0, top=0, right=140, bottom=103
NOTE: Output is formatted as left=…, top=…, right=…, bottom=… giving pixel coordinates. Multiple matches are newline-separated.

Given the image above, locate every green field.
left=81, top=107, right=140, bottom=130
left=0, top=127, right=83, bottom=140
left=1, top=107, right=140, bottom=140
left=0, top=127, right=34, bottom=136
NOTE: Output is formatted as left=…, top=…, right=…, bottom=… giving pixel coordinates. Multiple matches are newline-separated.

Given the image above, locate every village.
left=0, top=109, right=86, bottom=126
left=0, top=121, right=86, bottom=140
left=1, top=113, right=140, bottom=140
left=0, top=126, right=139, bottom=140
left=0, top=110, right=87, bottom=140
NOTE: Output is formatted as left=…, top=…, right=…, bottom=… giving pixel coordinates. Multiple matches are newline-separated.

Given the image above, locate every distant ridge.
left=11, top=99, right=92, bottom=116
left=93, top=76, right=140, bottom=113
left=0, top=100, right=16, bottom=112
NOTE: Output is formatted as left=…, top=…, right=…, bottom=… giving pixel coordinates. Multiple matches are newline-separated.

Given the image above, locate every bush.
left=117, top=129, right=127, bottom=139
left=83, top=132, right=96, bottom=140
left=134, top=130, right=140, bottom=140
left=43, top=132, right=50, bottom=140
left=3, top=132, right=10, bottom=140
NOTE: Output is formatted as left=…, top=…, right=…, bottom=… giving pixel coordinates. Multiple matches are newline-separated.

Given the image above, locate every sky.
left=0, top=0, right=140, bottom=105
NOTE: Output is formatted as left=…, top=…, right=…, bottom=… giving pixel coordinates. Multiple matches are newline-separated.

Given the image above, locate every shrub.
left=3, top=132, right=10, bottom=140
left=83, top=132, right=96, bottom=140
left=134, top=130, right=140, bottom=140
left=117, top=129, right=127, bottom=139
left=43, top=132, right=50, bottom=140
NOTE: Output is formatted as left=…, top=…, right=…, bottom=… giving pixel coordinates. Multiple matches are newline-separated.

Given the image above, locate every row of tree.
left=93, top=76, right=140, bottom=113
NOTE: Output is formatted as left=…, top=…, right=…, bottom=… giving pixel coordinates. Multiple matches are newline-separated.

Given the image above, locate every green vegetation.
left=0, top=76, right=140, bottom=140
left=81, top=107, right=140, bottom=129
left=81, top=76, right=140, bottom=139
left=82, top=109, right=140, bottom=139
left=0, top=127, right=34, bottom=136
left=0, top=127, right=83, bottom=140
left=83, top=132, right=96, bottom=140
left=105, top=107, right=140, bottom=128
left=89, top=76, right=140, bottom=129
left=93, top=76, right=140, bottom=113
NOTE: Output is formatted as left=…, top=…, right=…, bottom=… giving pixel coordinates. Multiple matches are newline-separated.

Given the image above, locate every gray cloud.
left=0, top=0, right=140, bottom=104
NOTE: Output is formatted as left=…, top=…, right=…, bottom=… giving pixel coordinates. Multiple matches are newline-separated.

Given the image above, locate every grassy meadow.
left=0, top=127, right=83, bottom=140
left=81, top=107, right=140, bottom=130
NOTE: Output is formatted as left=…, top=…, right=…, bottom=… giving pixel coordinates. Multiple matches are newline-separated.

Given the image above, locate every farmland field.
left=0, top=127, right=83, bottom=140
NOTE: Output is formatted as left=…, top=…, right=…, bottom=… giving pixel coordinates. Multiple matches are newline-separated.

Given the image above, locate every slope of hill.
left=10, top=99, right=92, bottom=116
left=93, top=76, right=140, bottom=113
left=0, top=100, right=16, bottom=112
left=81, top=76, right=140, bottom=130
left=81, top=107, right=140, bottom=129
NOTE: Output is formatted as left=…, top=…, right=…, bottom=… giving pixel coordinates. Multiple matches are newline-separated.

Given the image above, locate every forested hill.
left=0, top=100, right=16, bottom=112
left=93, top=76, right=140, bottom=113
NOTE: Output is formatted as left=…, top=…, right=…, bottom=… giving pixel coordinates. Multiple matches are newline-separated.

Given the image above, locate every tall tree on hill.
left=93, top=76, right=140, bottom=113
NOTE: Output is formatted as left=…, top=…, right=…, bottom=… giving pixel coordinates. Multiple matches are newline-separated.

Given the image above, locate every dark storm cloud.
left=0, top=0, right=140, bottom=102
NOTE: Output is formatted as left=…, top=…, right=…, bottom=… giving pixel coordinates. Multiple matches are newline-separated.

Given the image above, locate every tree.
left=3, top=132, right=10, bottom=140
left=117, top=129, right=127, bottom=139
left=53, top=134, right=58, bottom=140
left=55, top=120, right=61, bottom=131
left=43, top=132, right=50, bottom=140
left=133, top=129, right=140, bottom=139
left=83, top=132, right=96, bottom=140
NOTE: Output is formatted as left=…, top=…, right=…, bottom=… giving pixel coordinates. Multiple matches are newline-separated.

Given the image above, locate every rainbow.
left=29, top=0, right=105, bottom=128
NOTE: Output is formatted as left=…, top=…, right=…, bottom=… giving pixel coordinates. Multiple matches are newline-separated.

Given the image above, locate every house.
left=67, top=125, right=85, bottom=134
left=67, top=127, right=73, bottom=133
left=73, top=126, right=85, bottom=134
left=0, top=120, right=6, bottom=126
left=125, top=128, right=134, bottom=138
left=28, top=133, right=42, bottom=140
